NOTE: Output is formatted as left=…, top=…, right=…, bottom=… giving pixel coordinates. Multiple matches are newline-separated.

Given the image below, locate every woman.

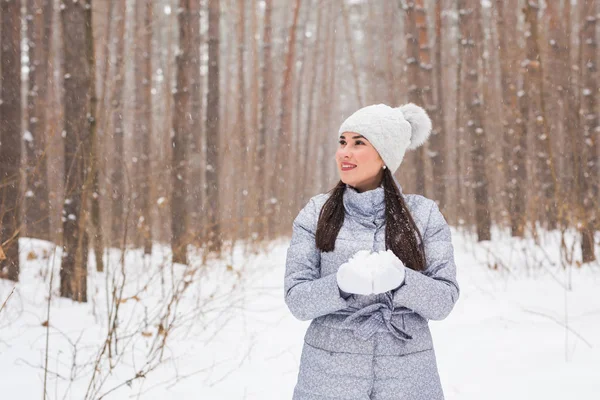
left=284, top=103, right=460, bottom=399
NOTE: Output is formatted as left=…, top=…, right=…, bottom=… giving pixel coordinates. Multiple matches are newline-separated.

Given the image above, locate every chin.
left=340, top=177, right=355, bottom=187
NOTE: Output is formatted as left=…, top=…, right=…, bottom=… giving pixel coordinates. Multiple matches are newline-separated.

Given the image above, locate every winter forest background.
left=0, top=0, right=599, bottom=399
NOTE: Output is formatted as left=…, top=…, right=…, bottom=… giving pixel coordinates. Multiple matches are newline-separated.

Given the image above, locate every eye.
left=338, top=139, right=364, bottom=146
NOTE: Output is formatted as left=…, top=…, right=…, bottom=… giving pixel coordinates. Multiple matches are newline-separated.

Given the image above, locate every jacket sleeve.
left=284, top=197, right=351, bottom=321
left=391, top=201, right=460, bottom=320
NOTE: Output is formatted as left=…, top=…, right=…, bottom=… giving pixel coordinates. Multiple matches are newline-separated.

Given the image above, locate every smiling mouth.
left=341, top=164, right=357, bottom=171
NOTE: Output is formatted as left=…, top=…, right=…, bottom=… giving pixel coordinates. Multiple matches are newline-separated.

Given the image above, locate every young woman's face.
left=336, top=132, right=385, bottom=192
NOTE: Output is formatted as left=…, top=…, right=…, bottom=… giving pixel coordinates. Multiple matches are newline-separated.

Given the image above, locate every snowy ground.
left=1, top=227, right=599, bottom=400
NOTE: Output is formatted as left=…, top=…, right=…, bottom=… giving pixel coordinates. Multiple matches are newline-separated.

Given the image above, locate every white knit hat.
left=337, top=103, right=432, bottom=174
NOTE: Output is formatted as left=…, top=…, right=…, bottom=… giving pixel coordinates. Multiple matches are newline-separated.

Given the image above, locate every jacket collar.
left=342, top=175, right=403, bottom=223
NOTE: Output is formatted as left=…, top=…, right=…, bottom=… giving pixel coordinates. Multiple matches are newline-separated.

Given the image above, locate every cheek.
left=355, top=149, right=376, bottom=164
left=357, top=153, right=381, bottom=173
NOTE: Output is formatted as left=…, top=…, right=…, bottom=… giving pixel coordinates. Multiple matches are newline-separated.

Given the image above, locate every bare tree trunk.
left=562, top=0, right=580, bottom=221
left=416, top=0, right=444, bottom=202
left=292, top=0, right=312, bottom=213
left=24, top=0, right=53, bottom=242
left=172, top=0, right=192, bottom=264
left=0, top=0, right=22, bottom=281
left=548, top=0, right=576, bottom=218
left=384, top=1, right=396, bottom=105
left=247, top=0, right=261, bottom=239
left=140, top=0, right=153, bottom=255
left=454, top=0, right=465, bottom=226
left=515, top=0, right=531, bottom=239
left=85, top=0, right=105, bottom=272
left=257, top=0, right=272, bottom=240
left=341, top=1, right=363, bottom=107
left=403, top=0, right=426, bottom=195
left=480, top=5, right=503, bottom=229
left=578, top=0, right=597, bottom=263
left=302, top=0, right=323, bottom=199
left=94, top=0, right=113, bottom=262
left=60, top=0, right=91, bottom=301
left=325, top=2, right=339, bottom=189
left=273, top=0, right=302, bottom=235
left=524, top=0, right=558, bottom=230
left=110, top=0, right=127, bottom=248
left=206, top=0, right=222, bottom=253
left=158, top=6, right=177, bottom=245
left=432, top=0, right=447, bottom=211
left=130, top=0, right=144, bottom=248
left=544, top=0, right=569, bottom=223
left=236, top=0, right=248, bottom=240
left=497, top=0, right=526, bottom=237
left=318, top=1, right=333, bottom=192
left=459, top=0, right=491, bottom=241
left=189, top=0, right=203, bottom=240
left=366, top=2, right=377, bottom=105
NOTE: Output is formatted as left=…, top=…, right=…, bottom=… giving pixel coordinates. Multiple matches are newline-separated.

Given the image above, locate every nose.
left=337, top=144, right=352, bottom=160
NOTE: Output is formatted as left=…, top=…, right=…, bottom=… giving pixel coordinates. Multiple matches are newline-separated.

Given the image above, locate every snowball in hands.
left=371, top=249, right=406, bottom=294
left=336, top=250, right=374, bottom=295
left=336, top=249, right=406, bottom=295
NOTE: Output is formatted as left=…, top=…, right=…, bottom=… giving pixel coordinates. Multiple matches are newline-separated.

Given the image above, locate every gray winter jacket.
left=284, top=177, right=459, bottom=356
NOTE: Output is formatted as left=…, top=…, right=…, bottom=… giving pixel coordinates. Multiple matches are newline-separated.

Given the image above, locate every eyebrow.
left=339, top=134, right=366, bottom=140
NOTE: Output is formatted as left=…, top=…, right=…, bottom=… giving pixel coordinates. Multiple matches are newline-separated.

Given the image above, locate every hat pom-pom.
left=397, top=103, right=432, bottom=150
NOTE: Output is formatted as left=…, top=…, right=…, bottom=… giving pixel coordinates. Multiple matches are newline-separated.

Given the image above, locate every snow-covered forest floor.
left=1, top=227, right=599, bottom=399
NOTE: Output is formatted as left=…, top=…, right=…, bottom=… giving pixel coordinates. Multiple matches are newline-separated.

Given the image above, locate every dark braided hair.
left=315, top=168, right=426, bottom=271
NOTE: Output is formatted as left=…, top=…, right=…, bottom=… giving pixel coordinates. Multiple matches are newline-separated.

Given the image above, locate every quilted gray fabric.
left=293, top=343, right=444, bottom=399
left=284, top=176, right=459, bottom=398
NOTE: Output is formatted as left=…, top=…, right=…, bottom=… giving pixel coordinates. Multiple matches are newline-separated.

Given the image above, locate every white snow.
left=338, top=249, right=406, bottom=295
left=0, top=227, right=599, bottom=399
left=23, top=131, right=33, bottom=142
